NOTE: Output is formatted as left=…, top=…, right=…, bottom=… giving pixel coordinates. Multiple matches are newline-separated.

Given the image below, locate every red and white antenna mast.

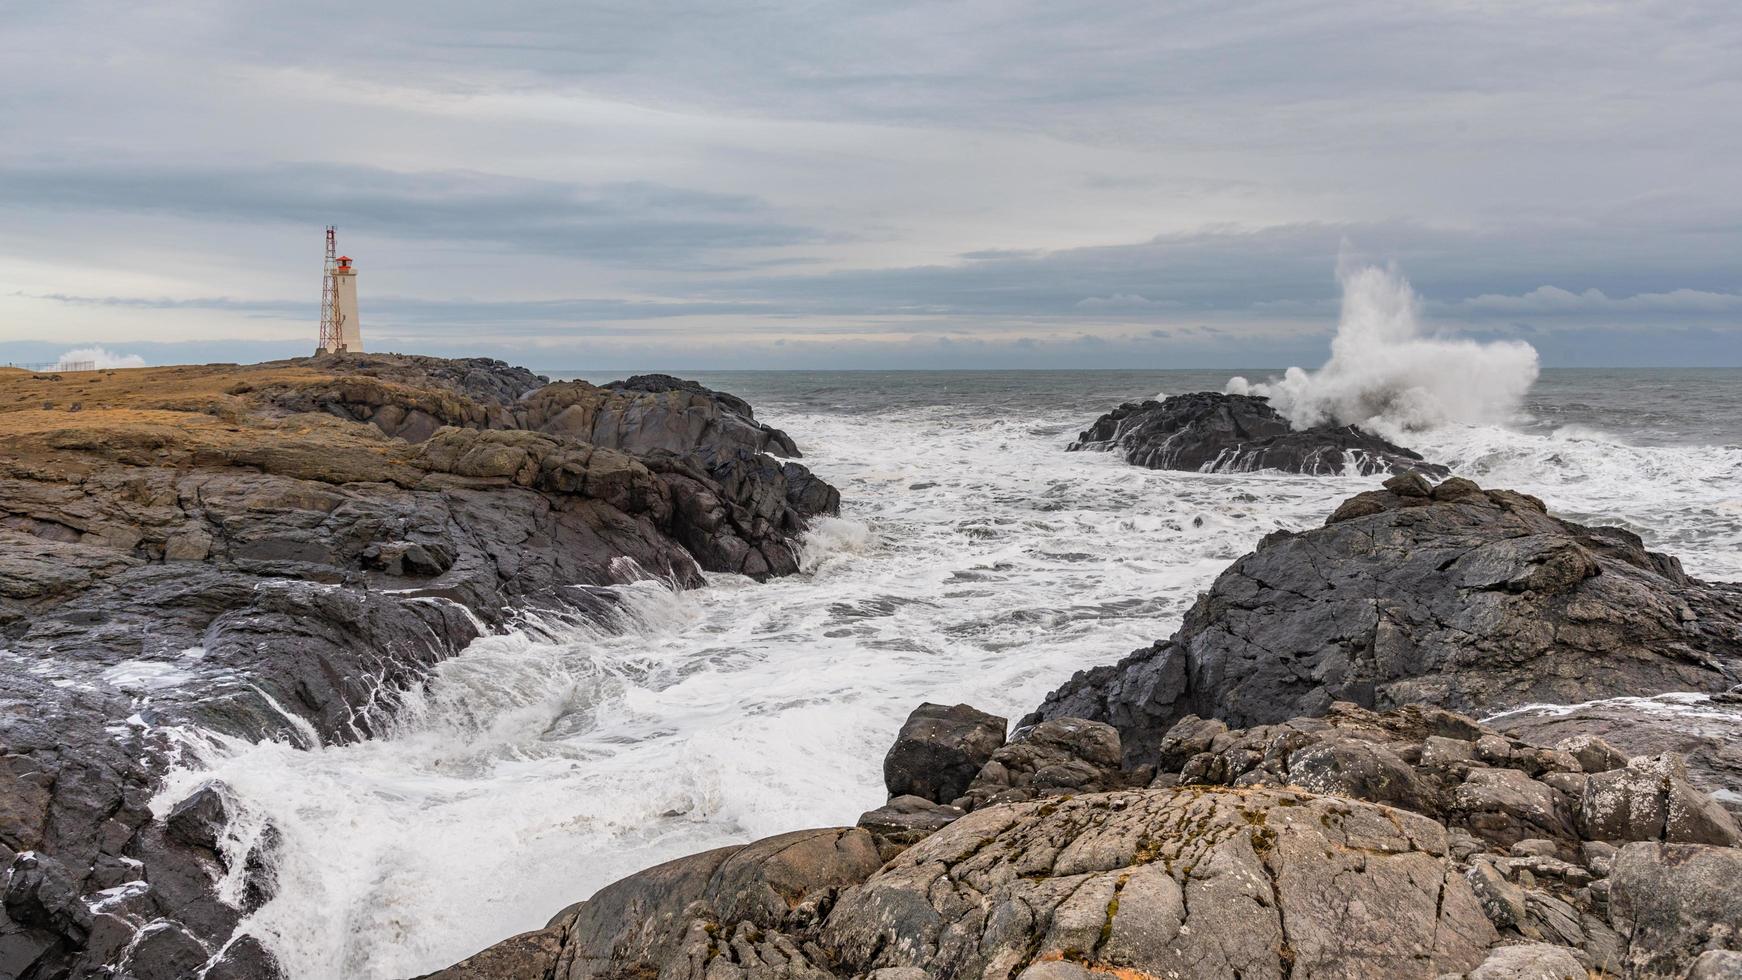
left=317, top=226, right=342, bottom=354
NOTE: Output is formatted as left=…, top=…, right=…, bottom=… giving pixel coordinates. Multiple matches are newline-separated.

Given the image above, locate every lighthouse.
left=316, top=227, right=365, bottom=354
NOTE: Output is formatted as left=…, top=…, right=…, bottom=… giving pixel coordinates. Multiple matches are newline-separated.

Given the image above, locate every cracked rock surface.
left=828, top=786, right=1495, bottom=979
left=430, top=476, right=1742, bottom=980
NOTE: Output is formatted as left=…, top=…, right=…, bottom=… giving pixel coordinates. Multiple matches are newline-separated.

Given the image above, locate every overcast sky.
left=2, top=1, right=1738, bottom=370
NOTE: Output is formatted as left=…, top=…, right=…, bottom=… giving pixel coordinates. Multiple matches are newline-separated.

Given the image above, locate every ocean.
left=161, top=368, right=1742, bottom=978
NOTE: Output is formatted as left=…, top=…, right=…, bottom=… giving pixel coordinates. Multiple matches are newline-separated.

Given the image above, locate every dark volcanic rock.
left=602, top=373, right=801, bottom=457
left=1029, top=475, right=1742, bottom=765
left=0, top=355, right=839, bottom=980
left=1069, top=390, right=1449, bottom=477
left=882, top=702, right=1008, bottom=805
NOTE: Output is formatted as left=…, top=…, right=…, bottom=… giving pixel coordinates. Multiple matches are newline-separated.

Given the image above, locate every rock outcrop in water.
left=0, top=354, right=837, bottom=980
left=432, top=700, right=1742, bottom=979
left=1028, top=473, right=1742, bottom=764
left=1069, top=390, right=1450, bottom=476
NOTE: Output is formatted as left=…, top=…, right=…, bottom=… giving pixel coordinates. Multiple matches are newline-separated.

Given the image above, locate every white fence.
left=4, top=361, right=98, bottom=373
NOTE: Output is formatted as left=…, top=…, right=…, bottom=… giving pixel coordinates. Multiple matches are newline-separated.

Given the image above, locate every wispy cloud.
left=1458, top=286, right=1742, bottom=316
left=0, top=163, right=824, bottom=267
left=0, top=0, right=1738, bottom=365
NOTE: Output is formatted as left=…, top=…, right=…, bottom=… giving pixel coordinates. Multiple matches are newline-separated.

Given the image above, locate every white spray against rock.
left=1227, top=259, right=1539, bottom=435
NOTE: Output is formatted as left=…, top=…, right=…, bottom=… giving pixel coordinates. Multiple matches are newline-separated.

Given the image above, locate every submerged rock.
left=1068, top=390, right=1449, bottom=476
left=1029, top=475, right=1742, bottom=764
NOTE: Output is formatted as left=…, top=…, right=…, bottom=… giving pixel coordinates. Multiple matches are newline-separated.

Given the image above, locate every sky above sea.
left=2, top=2, right=1739, bottom=368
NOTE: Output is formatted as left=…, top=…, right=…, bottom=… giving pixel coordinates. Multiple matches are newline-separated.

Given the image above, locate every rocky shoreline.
left=430, top=472, right=1742, bottom=980
left=5, top=368, right=1742, bottom=980
left=0, top=355, right=838, bottom=979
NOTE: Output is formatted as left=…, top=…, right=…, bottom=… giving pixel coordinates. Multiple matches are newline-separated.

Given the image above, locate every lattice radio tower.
left=317, top=226, right=342, bottom=354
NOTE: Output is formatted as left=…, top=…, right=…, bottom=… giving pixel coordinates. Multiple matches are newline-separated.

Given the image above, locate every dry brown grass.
left=0, top=362, right=330, bottom=419
left=0, top=362, right=432, bottom=489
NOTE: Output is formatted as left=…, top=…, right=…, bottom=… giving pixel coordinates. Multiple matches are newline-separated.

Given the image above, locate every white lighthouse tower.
left=317, top=226, right=365, bottom=354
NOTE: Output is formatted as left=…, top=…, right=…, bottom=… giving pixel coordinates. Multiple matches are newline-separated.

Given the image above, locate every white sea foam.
left=1409, top=423, right=1742, bottom=579
left=1228, top=260, right=1540, bottom=436
left=150, top=390, right=1742, bottom=979
left=102, top=659, right=200, bottom=692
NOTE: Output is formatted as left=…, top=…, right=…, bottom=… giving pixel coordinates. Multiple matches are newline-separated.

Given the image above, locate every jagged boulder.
left=423, top=827, right=882, bottom=980
left=1461, top=942, right=1587, bottom=980
left=857, top=795, right=966, bottom=858
left=1491, top=696, right=1742, bottom=817
left=1578, top=755, right=1741, bottom=846
left=882, top=703, right=1008, bottom=805
left=1610, top=843, right=1742, bottom=978
left=1068, top=390, right=1448, bottom=476
left=527, top=373, right=800, bottom=459
left=953, top=717, right=1127, bottom=810
left=1030, top=476, right=1742, bottom=764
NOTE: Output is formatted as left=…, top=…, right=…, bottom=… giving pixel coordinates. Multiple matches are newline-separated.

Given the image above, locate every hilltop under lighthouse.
left=316, top=226, right=364, bottom=354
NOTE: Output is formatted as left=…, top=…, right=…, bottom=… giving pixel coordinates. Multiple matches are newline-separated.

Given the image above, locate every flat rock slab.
left=823, top=786, right=1497, bottom=980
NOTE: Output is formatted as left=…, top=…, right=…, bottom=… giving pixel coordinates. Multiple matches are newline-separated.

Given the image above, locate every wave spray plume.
left=1228, top=259, right=1539, bottom=434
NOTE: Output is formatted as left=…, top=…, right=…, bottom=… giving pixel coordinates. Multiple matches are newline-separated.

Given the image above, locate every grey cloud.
left=199, top=1, right=1741, bottom=144
left=1455, top=286, right=1742, bottom=316
left=0, top=163, right=822, bottom=266
left=22, top=291, right=777, bottom=332
left=1075, top=294, right=1179, bottom=311
left=2, top=1, right=1739, bottom=367
left=692, top=219, right=1742, bottom=327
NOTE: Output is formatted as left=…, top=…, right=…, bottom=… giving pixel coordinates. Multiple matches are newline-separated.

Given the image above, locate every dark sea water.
left=555, top=367, right=1742, bottom=447
left=178, top=367, right=1742, bottom=977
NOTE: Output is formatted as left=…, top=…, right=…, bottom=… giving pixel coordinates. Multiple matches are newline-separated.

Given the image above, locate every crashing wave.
left=1228, top=259, right=1539, bottom=436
